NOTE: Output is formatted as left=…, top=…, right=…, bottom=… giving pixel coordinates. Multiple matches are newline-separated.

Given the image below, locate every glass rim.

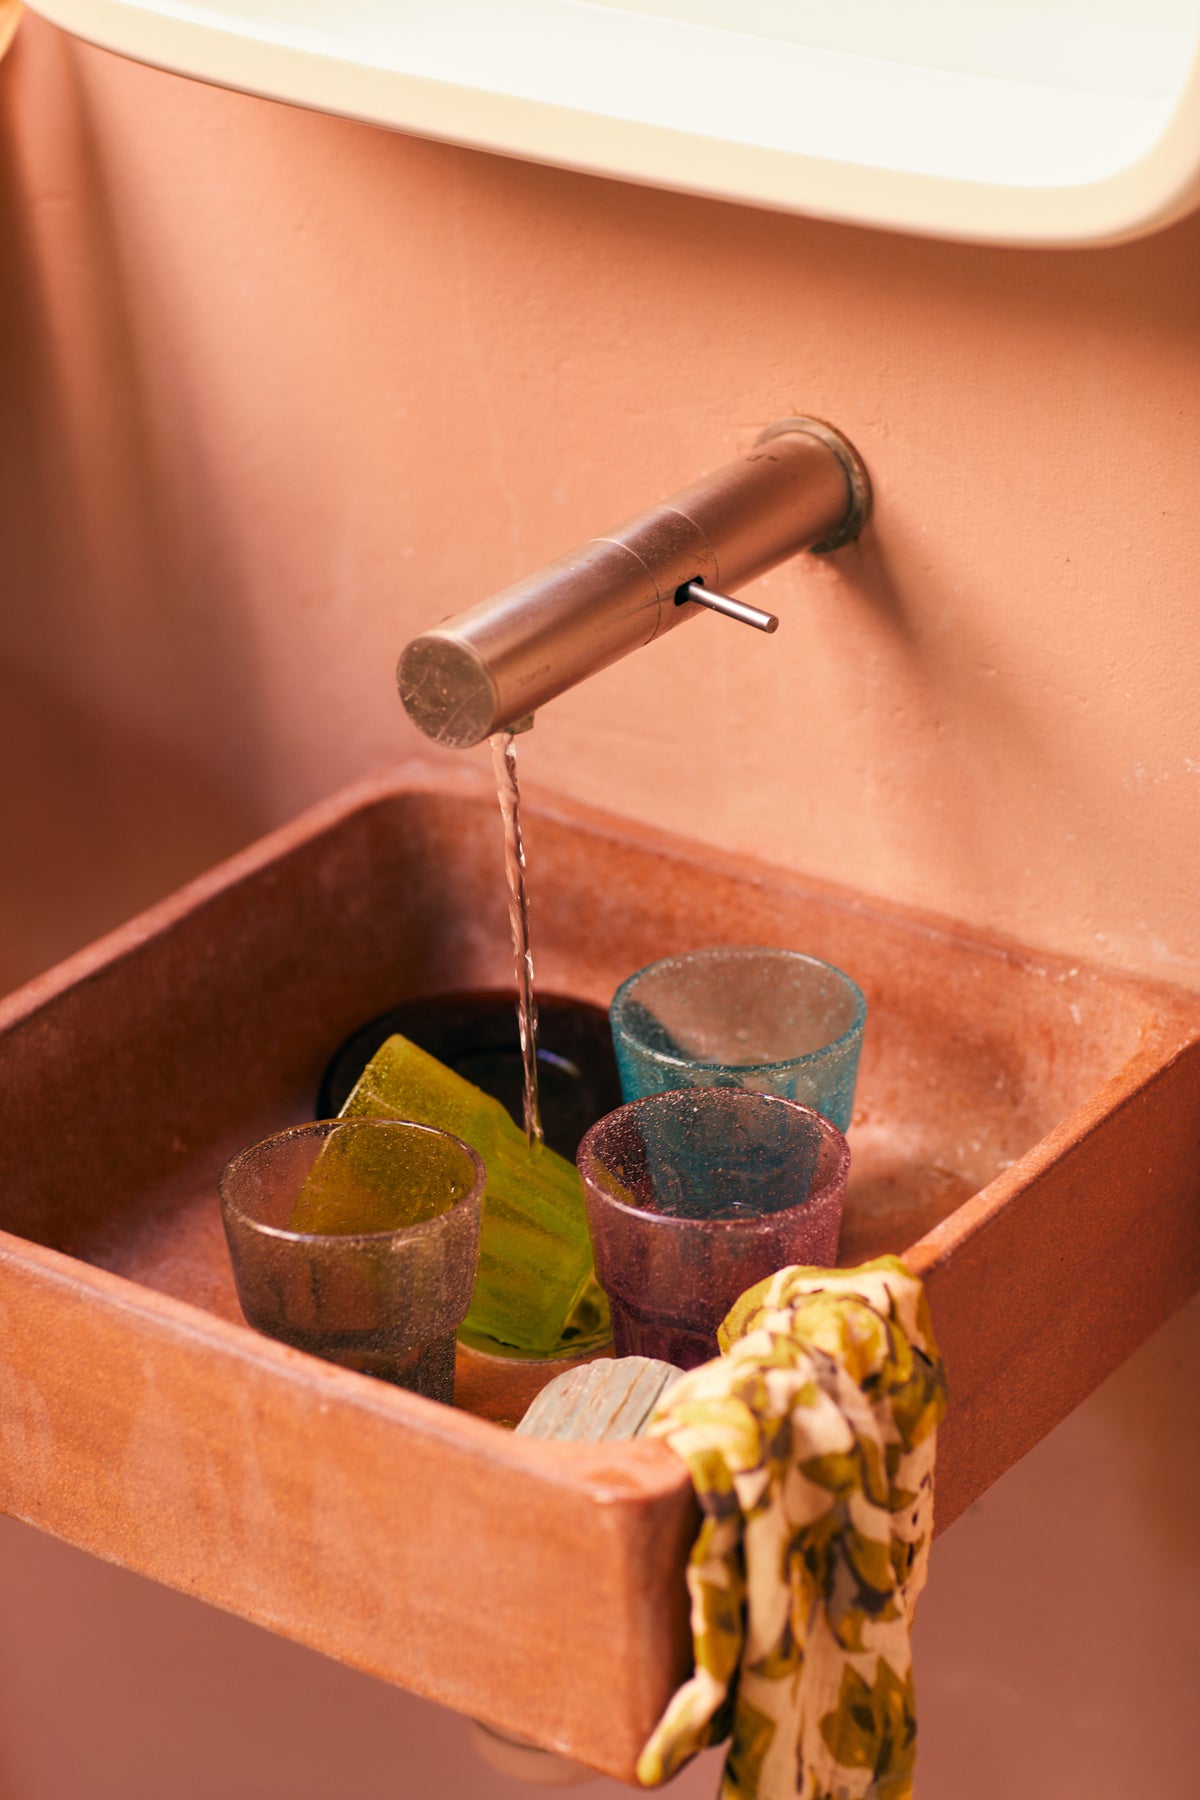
left=217, top=1116, right=486, bottom=1245
left=609, top=944, right=867, bottom=1074
left=577, top=1089, right=850, bottom=1232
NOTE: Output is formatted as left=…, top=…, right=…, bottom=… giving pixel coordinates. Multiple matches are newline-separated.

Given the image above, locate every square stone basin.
left=2, top=762, right=1198, bottom=1779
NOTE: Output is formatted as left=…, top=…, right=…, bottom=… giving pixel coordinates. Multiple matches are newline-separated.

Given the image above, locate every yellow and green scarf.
left=637, top=1257, right=947, bottom=1800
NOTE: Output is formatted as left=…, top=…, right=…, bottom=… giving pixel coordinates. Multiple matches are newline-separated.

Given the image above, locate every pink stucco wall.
left=1, top=15, right=1198, bottom=1796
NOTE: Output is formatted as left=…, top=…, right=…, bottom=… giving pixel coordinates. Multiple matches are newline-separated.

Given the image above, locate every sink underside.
left=2, top=761, right=1198, bottom=1779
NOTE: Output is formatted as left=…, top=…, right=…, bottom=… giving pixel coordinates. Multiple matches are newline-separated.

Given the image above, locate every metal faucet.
left=397, top=417, right=871, bottom=748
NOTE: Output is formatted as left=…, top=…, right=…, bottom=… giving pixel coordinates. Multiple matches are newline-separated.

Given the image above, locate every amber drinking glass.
left=218, top=1118, right=484, bottom=1404
left=609, top=945, right=866, bottom=1131
left=578, top=1088, right=849, bottom=1368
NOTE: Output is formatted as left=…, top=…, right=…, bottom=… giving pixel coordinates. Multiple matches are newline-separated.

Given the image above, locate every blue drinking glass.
left=609, top=945, right=866, bottom=1131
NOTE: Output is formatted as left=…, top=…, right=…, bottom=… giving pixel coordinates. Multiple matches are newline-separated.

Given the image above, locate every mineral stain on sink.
left=2, top=761, right=1198, bottom=1780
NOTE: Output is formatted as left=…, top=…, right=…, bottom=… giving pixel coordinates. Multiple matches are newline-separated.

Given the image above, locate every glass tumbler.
left=218, top=1118, right=484, bottom=1404
left=610, top=945, right=866, bottom=1130
left=578, top=1088, right=850, bottom=1368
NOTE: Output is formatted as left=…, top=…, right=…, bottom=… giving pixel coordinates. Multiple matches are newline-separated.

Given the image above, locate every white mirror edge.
left=23, top=0, right=1200, bottom=248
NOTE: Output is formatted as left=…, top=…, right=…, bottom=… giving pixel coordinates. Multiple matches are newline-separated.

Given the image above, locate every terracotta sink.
left=2, top=762, right=1198, bottom=1780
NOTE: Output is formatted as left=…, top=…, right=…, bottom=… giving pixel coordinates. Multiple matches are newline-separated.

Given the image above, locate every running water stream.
left=489, top=730, right=543, bottom=1148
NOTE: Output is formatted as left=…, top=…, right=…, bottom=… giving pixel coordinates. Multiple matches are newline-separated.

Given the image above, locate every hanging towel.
left=637, top=1256, right=947, bottom=1800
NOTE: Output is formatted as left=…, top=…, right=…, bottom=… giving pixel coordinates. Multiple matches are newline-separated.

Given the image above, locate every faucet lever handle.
left=678, top=580, right=779, bottom=635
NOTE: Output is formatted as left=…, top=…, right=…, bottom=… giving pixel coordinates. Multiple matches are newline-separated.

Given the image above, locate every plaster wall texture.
left=0, top=15, right=1197, bottom=1799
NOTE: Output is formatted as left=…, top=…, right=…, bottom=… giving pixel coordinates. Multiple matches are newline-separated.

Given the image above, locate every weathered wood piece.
left=516, top=1356, right=685, bottom=1443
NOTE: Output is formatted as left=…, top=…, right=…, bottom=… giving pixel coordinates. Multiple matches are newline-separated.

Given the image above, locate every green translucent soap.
left=288, top=1126, right=475, bottom=1236
left=333, top=1032, right=603, bottom=1356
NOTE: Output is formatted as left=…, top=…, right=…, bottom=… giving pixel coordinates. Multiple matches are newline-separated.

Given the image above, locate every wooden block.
left=516, top=1356, right=685, bottom=1442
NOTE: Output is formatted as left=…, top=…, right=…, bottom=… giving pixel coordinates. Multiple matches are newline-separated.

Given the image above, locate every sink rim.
left=2, top=751, right=1195, bottom=1346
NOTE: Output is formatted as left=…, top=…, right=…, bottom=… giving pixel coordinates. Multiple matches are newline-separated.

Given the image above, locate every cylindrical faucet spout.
left=397, top=416, right=870, bottom=748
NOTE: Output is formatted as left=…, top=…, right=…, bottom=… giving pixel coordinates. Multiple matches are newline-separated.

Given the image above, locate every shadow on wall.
left=0, top=653, right=264, bottom=991
left=0, top=1513, right=727, bottom=1800
left=0, top=23, right=274, bottom=911
left=914, top=1293, right=1200, bottom=1800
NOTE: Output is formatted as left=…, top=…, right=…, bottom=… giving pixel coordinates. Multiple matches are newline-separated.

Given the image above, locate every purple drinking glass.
left=577, top=1088, right=849, bottom=1369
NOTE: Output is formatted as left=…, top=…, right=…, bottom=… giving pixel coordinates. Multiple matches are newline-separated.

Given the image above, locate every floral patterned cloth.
left=637, top=1257, right=947, bottom=1799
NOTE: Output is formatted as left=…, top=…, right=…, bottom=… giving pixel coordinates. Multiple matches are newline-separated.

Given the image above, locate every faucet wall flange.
left=398, top=417, right=871, bottom=748
left=757, top=417, right=873, bottom=553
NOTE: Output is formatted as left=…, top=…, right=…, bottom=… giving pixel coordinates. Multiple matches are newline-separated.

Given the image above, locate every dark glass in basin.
left=317, top=991, right=623, bottom=1160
